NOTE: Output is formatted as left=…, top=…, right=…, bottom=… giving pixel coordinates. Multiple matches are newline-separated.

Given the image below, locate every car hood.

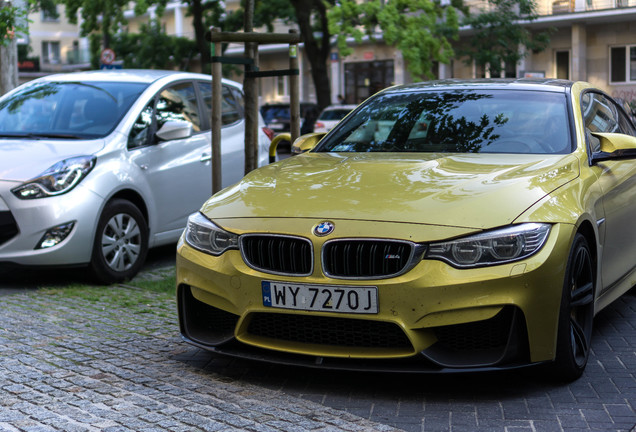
left=0, top=139, right=105, bottom=181
left=202, top=152, right=580, bottom=229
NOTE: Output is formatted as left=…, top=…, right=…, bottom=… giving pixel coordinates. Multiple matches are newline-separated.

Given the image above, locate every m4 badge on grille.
left=314, top=221, right=334, bottom=236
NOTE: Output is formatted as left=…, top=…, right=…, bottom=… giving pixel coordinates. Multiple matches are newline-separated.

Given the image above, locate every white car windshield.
left=315, top=89, right=572, bottom=154
left=0, top=81, right=148, bottom=139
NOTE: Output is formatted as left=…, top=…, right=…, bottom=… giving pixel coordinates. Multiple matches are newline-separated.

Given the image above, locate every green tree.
left=459, top=0, right=552, bottom=77
left=0, top=0, right=57, bottom=95
left=185, top=0, right=332, bottom=108
left=60, top=0, right=166, bottom=51
left=111, top=19, right=197, bottom=70
left=289, top=0, right=334, bottom=109
left=179, top=0, right=295, bottom=73
left=328, top=0, right=460, bottom=81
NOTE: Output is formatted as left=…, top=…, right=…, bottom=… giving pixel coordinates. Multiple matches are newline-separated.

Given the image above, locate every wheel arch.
left=106, top=189, right=149, bottom=228
left=575, top=219, right=599, bottom=289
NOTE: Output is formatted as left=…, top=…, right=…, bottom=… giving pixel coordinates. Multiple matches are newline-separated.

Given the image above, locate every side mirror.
left=156, top=120, right=193, bottom=141
left=291, top=132, right=326, bottom=155
left=590, top=132, right=636, bottom=164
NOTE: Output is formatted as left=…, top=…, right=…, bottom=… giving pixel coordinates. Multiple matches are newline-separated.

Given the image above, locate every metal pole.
left=289, top=29, right=300, bottom=145
left=211, top=28, right=223, bottom=194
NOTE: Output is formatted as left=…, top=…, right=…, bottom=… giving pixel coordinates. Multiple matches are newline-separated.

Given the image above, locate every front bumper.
left=0, top=180, right=104, bottom=266
left=176, top=220, right=575, bottom=372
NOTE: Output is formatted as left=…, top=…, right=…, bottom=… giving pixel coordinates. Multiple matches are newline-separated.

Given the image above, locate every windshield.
left=315, top=89, right=572, bottom=154
left=0, top=81, right=148, bottom=139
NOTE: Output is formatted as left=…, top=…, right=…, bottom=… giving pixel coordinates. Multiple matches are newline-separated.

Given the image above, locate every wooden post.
left=289, top=29, right=300, bottom=145
left=204, top=29, right=302, bottom=175
left=210, top=28, right=223, bottom=194
left=243, top=0, right=259, bottom=174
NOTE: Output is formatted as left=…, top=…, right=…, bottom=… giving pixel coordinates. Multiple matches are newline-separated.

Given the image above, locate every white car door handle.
left=200, top=153, right=211, bottom=162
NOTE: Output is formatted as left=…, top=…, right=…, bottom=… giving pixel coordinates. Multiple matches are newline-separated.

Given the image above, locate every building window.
left=41, top=41, right=61, bottom=64
left=344, top=60, right=394, bottom=104
left=504, top=62, right=516, bottom=78
left=556, top=50, right=570, bottom=79
left=41, top=5, right=59, bottom=22
left=610, top=45, right=636, bottom=84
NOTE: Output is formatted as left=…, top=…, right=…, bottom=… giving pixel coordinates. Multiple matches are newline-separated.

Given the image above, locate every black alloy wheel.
left=551, top=233, right=595, bottom=381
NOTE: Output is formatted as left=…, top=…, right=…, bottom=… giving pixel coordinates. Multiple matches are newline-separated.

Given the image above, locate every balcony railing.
left=464, top=0, right=635, bottom=16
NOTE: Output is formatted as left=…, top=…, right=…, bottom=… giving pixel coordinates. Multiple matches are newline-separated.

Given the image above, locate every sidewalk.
left=1, top=266, right=636, bottom=431
left=0, top=268, right=399, bottom=432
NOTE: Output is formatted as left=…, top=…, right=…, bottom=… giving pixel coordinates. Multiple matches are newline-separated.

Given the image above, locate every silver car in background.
left=312, top=104, right=356, bottom=133
left=0, top=70, right=271, bottom=284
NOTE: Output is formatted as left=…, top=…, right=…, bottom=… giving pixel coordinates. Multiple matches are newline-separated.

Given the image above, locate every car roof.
left=382, top=78, right=574, bottom=95
left=30, top=69, right=239, bottom=87
left=322, top=104, right=357, bottom=110
left=261, top=102, right=318, bottom=107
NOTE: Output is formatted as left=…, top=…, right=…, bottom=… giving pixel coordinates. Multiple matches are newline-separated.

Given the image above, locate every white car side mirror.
left=156, top=120, right=193, bottom=141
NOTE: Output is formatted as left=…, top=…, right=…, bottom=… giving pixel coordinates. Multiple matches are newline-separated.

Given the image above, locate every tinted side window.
left=581, top=92, right=636, bottom=152
left=581, top=92, right=620, bottom=134
left=616, top=103, right=636, bottom=136
left=128, top=103, right=154, bottom=148
left=128, top=82, right=201, bottom=148
left=156, top=82, right=200, bottom=132
left=199, top=83, right=244, bottom=126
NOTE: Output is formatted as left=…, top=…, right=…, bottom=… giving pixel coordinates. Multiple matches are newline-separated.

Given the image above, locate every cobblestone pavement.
left=1, top=265, right=636, bottom=432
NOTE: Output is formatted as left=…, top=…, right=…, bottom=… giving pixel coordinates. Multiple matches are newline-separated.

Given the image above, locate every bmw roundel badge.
left=314, top=221, right=335, bottom=236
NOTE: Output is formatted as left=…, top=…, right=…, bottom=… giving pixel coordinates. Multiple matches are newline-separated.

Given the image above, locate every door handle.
left=200, top=153, right=211, bottom=162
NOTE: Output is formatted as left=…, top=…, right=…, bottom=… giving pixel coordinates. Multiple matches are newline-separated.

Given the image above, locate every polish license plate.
left=262, top=281, right=378, bottom=314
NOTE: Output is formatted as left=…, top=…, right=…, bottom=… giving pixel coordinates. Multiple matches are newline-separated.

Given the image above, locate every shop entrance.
left=344, top=60, right=394, bottom=104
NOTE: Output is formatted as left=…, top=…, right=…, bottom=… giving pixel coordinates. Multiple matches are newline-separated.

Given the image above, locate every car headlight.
left=185, top=212, right=239, bottom=256
left=425, top=223, right=551, bottom=268
left=11, top=156, right=96, bottom=199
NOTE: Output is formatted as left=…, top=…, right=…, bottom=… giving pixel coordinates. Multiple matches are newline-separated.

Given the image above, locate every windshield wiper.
left=29, top=133, right=85, bottom=139
left=0, top=132, right=84, bottom=140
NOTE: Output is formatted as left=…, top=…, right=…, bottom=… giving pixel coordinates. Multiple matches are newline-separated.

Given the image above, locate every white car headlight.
left=185, top=212, right=239, bottom=256
left=425, top=223, right=551, bottom=268
left=11, top=156, right=96, bottom=199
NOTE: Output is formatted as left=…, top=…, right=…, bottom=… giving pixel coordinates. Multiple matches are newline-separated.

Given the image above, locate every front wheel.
left=89, top=199, right=149, bottom=284
left=550, top=233, right=595, bottom=381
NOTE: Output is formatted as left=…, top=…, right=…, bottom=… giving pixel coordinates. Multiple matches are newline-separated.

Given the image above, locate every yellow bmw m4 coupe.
left=176, top=79, right=636, bottom=381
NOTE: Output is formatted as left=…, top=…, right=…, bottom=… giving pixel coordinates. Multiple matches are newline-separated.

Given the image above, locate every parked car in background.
left=313, top=104, right=356, bottom=133
left=260, top=102, right=320, bottom=150
left=177, top=79, right=636, bottom=381
left=0, top=70, right=271, bottom=284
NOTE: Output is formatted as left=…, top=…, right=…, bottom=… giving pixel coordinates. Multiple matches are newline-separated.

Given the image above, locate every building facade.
left=236, top=0, right=636, bottom=108
left=18, top=0, right=636, bottom=109
left=20, top=3, right=90, bottom=78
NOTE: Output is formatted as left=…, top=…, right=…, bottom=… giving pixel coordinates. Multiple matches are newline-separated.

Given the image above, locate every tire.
left=550, top=233, right=595, bottom=381
left=89, top=199, right=149, bottom=285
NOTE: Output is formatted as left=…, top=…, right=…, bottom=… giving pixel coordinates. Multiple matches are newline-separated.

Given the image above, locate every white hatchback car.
left=0, top=70, right=271, bottom=283
left=313, top=104, right=356, bottom=133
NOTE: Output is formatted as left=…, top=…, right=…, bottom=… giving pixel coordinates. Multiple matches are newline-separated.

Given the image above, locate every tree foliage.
left=289, top=0, right=334, bottom=109
left=328, top=0, right=460, bottom=81
left=177, top=0, right=295, bottom=73
left=459, top=0, right=552, bottom=76
left=0, top=3, right=24, bottom=47
left=189, top=0, right=332, bottom=107
left=111, top=19, right=196, bottom=70
left=60, top=0, right=166, bottom=48
left=0, top=0, right=57, bottom=46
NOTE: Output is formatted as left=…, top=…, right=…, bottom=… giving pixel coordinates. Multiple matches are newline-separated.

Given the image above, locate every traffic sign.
left=100, top=48, right=115, bottom=65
